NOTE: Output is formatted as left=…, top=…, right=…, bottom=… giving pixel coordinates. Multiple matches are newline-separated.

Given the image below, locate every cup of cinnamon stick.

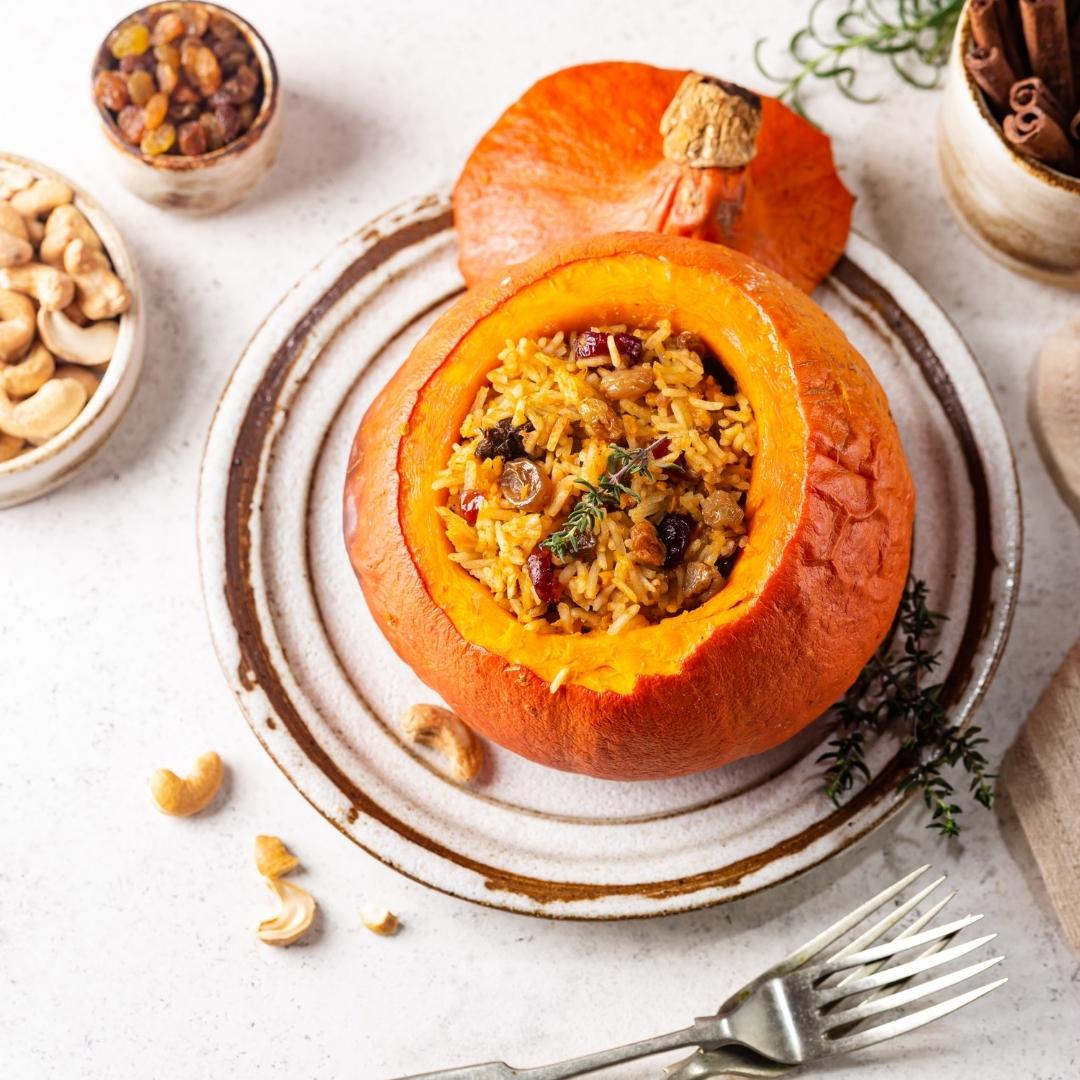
left=939, top=0, right=1080, bottom=287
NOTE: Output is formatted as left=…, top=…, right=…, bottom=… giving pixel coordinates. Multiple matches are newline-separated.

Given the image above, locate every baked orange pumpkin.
left=344, top=233, right=914, bottom=781
left=453, top=63, right=855, bottom=293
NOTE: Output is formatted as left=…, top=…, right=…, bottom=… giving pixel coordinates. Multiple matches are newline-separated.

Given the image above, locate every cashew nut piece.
left=39, top=205, right=101, bottom=267
left=11, top=178, right=73, bottom=219
left=148, top=751, right=223, bottom=817
left=1, top=340, right=54, bottom=398
left=63, top=240, right=130, bottom=320
left=54, top=363, right=101, bottom=400
left=254, top=835, right=299, bottom=879
left=359, top=904, right=400, bottom=936
left=0, top=289, right=35, bottom=362
left=0, top=377, right=87, bottom=444
left=0, top=165, right=34, bottom=200
left=257, top=877, right=316, bottom=946
left=400, top=703, right=484, bottom=783
left=37, top=307, right=118, bottom=366
left=0, top=263, right=75, bottom=312
left=0, top=432, right=23, bottom=462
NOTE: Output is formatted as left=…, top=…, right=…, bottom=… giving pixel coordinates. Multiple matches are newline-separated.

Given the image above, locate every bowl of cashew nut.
left=0, top=153, right=143, bottom=509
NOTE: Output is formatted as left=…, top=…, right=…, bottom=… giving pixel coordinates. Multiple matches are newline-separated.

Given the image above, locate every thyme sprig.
left=819, top=577, right=996, bottom=836
left=540, top=438, right=670, bottom=560
left=754, top=0, right=963, bottom=120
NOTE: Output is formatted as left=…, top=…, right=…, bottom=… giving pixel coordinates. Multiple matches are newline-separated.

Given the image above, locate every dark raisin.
left=458, top=490, right=483, bottom=526
left=474, top=417, right=534, bottom=461
left=527, top=548, right=561, bottom=604
left=574, top=330, right=643, bottom=362
left=119, top=52, right=155, bottom=74
left=214, top=103, right=242, bottom=141
left=657, top=512, right=696, bottom=569
left=716, top=551, right=739, bottom=579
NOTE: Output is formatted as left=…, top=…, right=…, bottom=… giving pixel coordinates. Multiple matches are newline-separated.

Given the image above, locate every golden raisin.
left=599, top=366, right=653, bottom=401
left=140, top=122, right=176, bottom=156
left=116, top=104, right=146, bottom=145
left=198, top=111, right=225, bottom=150
left=126, top=69, right=155, bottom=106
left=109, top=22, right=150, bottom=59
left=94, top=70, right=129, bottom=111
left=629, top=521, right=667, bottom=567
left=185, top=44, right=222, bottom=96
left=176, top=120, right=207, bottom=156
left=154, top=43, right=181, bottom=69
left=179, top=3, right=210, bottom=35
left=579, top=397, right=624, bottom=442
left=156, top=62, right=179, bottom=96
left=208, top=13, right=240, bottom=41
left=143, top=92, right=169, bottom=130
left=150, top=12, right=185, bottom=45
left=701, top=490, right=743, bottom=529
left=237, top=101, right=256, bottom=130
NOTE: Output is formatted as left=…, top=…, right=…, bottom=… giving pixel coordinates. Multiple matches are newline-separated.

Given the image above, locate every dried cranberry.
left=458, top=490, right=483, bottom=526
left=651, top=437, right=671, bottom=458
left=527, top=548, right=561, bottom=604
left=574, top=330, right=643, bottom=362
left=474, top=418, right=534, bottom=461
left=657, top=512, right=696, bottom=569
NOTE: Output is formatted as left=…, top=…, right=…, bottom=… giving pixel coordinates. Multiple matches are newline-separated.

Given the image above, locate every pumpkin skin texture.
left=344, top=233, right=914, bottom=781
left=453, top=62, right=854, bottom=293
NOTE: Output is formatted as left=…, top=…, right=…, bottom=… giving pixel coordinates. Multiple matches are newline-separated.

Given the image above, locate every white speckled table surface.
left=2, top=1, right=1078, bottom=1077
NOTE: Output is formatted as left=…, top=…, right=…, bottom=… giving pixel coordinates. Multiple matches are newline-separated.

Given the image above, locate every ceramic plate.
left=198, top=192, right=1020, bottom=920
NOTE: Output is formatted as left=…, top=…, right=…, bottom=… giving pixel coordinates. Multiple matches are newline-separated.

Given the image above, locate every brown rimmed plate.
left=197, top=192, right=1020, bottom=919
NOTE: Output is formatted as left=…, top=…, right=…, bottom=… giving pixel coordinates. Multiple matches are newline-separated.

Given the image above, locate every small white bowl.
left=938, top=5, right=1080, bottom=288
left=0, top=153, right=144, bottom=509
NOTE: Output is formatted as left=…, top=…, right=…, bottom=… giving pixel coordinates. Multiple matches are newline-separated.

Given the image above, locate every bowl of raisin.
left=91, top=2, right=281, bottom=214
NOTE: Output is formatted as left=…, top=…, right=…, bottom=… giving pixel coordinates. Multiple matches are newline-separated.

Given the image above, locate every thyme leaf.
left=754, top=0, right=963, bottom=120
left=819, top=577, right=997, bottom=836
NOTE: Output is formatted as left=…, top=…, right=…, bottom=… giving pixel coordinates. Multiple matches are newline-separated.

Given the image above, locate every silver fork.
left=389, top=866, right=1006, bottom=1080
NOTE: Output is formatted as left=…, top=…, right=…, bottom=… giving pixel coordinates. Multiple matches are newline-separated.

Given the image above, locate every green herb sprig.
left=540, top=438, right=669, bottom=561
left=754, top=0, right=963, bottom=120
left=819, top=577, right=996, bottom=837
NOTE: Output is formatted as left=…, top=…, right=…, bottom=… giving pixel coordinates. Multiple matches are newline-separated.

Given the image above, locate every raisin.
left=210, top=63, right=258, bottom=105
left=683, top=561, right=720, bottom=602
left=94, top=70, right=129, bottom=111
left=214, top=103, right=242, bottom=142
left=702, top=490, right=743, bottom=528
left=185, top=44, right=222, bottom=96
left=716, top=551, right=739, bottom=579
left=599, top=367, right=653, bottom=400
left=143, top=92, right=169, bottom=130
left=629, top=521, right=667, bottom=567
left=208, top=13, right=240, bottom=41
left=579, top=397, right=623, bottom=443
left=575, top=330, right=643, bottom=362
left=171, top=75, right=201, bottom=104
left=474, top=418, right=534, bottom=461
left=237, top=101, right=257, bottom=130
left=116, top=104, right=146, bottom=144
left=527, top=548, right=561, bottom=604
left=109, top=22, right=150, bottom=59
left=198, top=110, right=225, bottom=150
left=657, top=513, right=696, bottom=569
left=154, top=42, right=181, bottom=68
left=169, top=100, right=201, bottom=123
left=500, top=459, right=551, bottom=512
left=177, top=120, right=208, bottom=156
left=179, top=3, right=210, bottom=35
left=126, top=69, right=155, bottom=106
left=150, top=11, right=185, bottom=45
left=140, top=122, right=176, bottom=156
left=458, top=490, right=484, bottom=526
left=156, top=62, right=179, bottom=95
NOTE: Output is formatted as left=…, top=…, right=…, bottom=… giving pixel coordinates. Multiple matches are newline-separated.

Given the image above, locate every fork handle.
left=390, top=1023, right=729, bottom=1080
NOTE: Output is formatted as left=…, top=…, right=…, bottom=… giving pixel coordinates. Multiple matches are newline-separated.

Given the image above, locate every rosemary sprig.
left=754, top=0, right=963, bottom=120
left=819, top=577, right=996, bottom=836
left=540, top=438, right=669, bottom=560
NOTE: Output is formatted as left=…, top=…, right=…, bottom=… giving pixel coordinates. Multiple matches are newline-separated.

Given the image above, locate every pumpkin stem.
left=660, top=74, right=762, bottom=169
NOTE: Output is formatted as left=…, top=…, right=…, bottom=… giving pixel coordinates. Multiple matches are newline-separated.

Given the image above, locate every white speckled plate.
left=197, top=191, right=1020, bottom=919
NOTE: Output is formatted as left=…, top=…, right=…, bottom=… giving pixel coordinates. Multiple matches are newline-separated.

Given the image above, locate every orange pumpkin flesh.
left=344, top=233, right=913, bottom=781
left=453, top=63, right=855, bottom=293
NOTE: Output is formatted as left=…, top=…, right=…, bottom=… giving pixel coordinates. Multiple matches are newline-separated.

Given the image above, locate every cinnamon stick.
left=969, top=0, right=1029, bottom=80
left=966, top=45, right=1018, bottom=111
left=1020, top=0, right=1075, bottom=112
left=1004, top=105, right=1078, bottom=170
left=1010, top=76, right=1069, bottom=125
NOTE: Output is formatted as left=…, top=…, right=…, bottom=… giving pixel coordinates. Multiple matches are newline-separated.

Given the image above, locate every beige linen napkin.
left=1003, top=314, right=1080, bottom=957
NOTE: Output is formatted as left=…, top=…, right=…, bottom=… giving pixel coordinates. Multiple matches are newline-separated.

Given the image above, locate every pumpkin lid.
left=453, top=62, right=854, bottom=293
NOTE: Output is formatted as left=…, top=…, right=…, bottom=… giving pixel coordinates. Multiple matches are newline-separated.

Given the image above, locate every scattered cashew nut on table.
left=257, top=878, right=317, bottom=946
left=400, top=703, right=485, bottom=783
left=253, top=835, right=300, bottom=879
left=359, top=904, right=400, bottom=936
left=148, top=751, right=224, bottom=817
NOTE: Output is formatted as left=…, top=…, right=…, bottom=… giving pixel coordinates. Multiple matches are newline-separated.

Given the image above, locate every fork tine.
left=824, top=955, right=1005, bottom=1028
left=824, top=977, right=1008, bottom=1056
left=817, top=913, right=984, bottom=976
left=817, top=933, right=998, bottom=1004
left=825, top=876, right=948, bottom=969
left=776, top=865, right=931, bottom=973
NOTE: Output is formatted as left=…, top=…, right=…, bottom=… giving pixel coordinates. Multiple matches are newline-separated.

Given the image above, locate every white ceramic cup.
left=938, top=4, right=1080, bottom=288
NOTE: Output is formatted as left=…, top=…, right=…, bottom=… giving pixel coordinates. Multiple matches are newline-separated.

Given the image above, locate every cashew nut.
left=63, top=239, right=130, bottom=321
left=1, top=340, right=54, bottom=398
left=37, top=307, right=118, bottom=366
left=400, top=703, right=484, bottom=783
left=62, top=301, right=91, bottom=327
left=0, top=432, right=23, bottom=462
left=359, top=904, right=399, bottom=936
left=254, top=834, right=299, bottom=879
left=0, top=263, right=75, bottom=311
left=148, top=751, right=223, bottom=817
left=54, top=363, right=101, bottom=400
left=257, top=877, right=316, bottom=946
left=0, top=377, right=87, bottom=443
left=0, top=205, right=32, bottom=268
left=11, top=178, right=73, bottom=220
left=0, top=165, right=34, bottom=200
left=25, top=218, right=44, bottom=246
left=0, top=289, right=35, bottom=363
left=0, top=204, right=29, bottom=241
left=39, top=205, right=101, bottom=267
